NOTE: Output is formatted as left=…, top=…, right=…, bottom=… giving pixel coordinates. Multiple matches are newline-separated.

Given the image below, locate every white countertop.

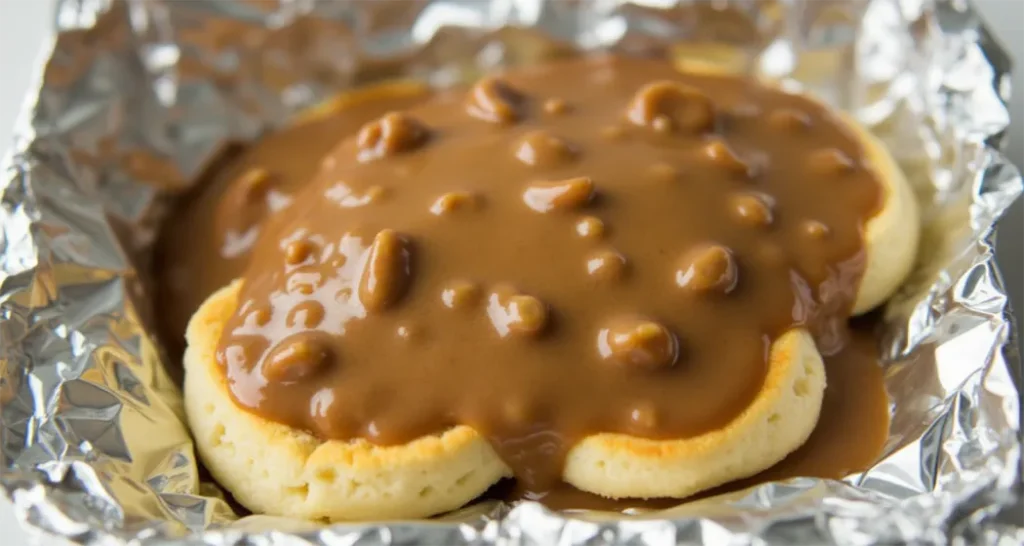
left=0, top=1, right=1020, bottom=544
left=2, top=3, right=56, bottom=542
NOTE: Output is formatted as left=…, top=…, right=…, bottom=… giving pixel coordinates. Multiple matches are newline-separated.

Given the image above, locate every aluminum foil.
left=1, top=0, right=1021, bottom=544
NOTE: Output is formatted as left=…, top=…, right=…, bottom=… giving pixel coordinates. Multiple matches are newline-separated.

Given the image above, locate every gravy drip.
left=216, top=56, right=884, bottom=495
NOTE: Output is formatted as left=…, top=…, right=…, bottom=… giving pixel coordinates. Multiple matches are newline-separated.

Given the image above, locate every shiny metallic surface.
left=1, top=0, right=1020, bottom=544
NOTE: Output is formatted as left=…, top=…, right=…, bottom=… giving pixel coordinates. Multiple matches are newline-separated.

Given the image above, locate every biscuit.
left=184, top=282, right=511, bottom=521
left=558, top=112, right=918, bottom=497
left=559, top=113, right=917, bottom=498
left=846, top=114, right=919, bottom=315
left=671, top=56, right=921, bottom=313
left=563, top=328, right=825, bottom=498
left=673, top=63, right=920, bottom=316
left=183, top=66, right=915, bottom=515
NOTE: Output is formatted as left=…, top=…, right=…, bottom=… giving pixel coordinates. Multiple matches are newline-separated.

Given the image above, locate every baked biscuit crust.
left=848, top=114, right=920, bottom=315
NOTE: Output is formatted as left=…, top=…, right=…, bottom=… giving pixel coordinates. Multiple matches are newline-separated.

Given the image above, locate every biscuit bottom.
left=185, top=282, right=825, bottom=519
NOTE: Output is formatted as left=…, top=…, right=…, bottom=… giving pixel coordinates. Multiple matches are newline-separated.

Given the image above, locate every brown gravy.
left=190, top=55, right=890, bottom=500
left=155, top=82, right=430, bottom=359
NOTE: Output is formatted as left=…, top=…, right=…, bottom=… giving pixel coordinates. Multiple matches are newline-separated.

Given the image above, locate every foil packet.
left=1, top=0, right=1021, bottom=544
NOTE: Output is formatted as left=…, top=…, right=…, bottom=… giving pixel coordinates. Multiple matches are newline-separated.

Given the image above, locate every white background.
left=0, top=1, right=1021, bottom=544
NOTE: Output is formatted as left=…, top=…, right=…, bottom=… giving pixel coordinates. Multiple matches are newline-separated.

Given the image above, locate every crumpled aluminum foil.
left=1, top=0, right=1021, bottom=544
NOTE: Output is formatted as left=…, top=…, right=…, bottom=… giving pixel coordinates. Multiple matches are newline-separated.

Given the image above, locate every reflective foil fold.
left=1, top=0, right=1020, bottom=544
